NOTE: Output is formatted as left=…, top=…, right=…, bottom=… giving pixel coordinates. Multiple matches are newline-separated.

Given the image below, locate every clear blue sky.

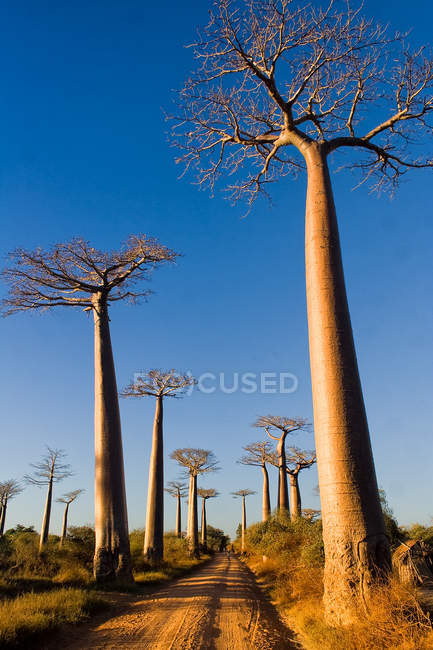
left=0, top=0, right=432, bottom=540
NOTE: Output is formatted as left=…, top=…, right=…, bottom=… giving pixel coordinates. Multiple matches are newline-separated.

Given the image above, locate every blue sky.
left=0, top=0, right=432, bottom=540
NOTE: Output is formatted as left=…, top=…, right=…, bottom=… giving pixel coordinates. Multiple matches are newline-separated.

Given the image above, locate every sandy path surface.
left=53, top=553, right=296, bottom=649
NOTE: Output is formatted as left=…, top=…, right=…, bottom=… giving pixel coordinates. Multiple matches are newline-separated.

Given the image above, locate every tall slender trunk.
left=188, top=474, right=199, bottom=557
left=289, top=474, right=301, bottom=520
left=175, top=493, right=181, bottom=538
left=278, top=437, right=290, bottom=514
left=0, top=500, right=7, bottom=535
left=93, top=298, right=133, bottom=583
left=304, top=144, right=390, bottom=624
left=39, top=476, right=53, bottom=550
left=241, top=495, right=246, bottom=553
left=262, top=464, right=270, bottom=522
left=201, top=498, right=207, bottom=549
left=60, top=502, right=70, bottom=546
left=144, top=396, right=164, bottom=565
left=187, top=475, right=193, bottom=540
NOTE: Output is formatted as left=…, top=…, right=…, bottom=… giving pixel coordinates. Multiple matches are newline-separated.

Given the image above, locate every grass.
left=0, top=588, right=107, bottom=648
left=239, top=514, right=433, bottom=650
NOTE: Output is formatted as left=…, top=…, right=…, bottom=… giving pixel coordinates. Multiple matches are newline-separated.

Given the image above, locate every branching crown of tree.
left=1, top=235, right=178, bottom=313
left=0, top=479, right=23, bottom=503
left=56, top=489, right=84, bottom=505
left=24, top=447, right=73, bottom=486
left=170, top=448, right=219, bottom=476
left=285, top=446, right=317, bottom=474
left=238, top=440, right=275, bottom=466
left=121, top=369, right=196, bottom=399
left=232, top=488, right=256, bottom=498
left=254, top=415, right=309, bottom=439
left=173, top=0, right=433, bottom=201
left=165, top=481, right=189, bottom=498
left=197, top=488, right=219, bottom=500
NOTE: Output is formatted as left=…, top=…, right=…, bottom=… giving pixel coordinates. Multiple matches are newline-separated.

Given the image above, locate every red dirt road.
left=51, top=553, right=296, bottom=649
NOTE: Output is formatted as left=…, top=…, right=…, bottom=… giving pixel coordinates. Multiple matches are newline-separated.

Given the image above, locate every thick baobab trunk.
left=262, top=464, right=271, bottom=522
left=277, top=438, right=289, bottom=514
left=39, top=477, right=53, bottom=550
left=144, top=396, right=164, bottom=565
left=0, top=501, right=6, bottom=535
left=241, top=495, right=246, bottom=553
left=187, top=474, right=199, bottom=557
left=201, top=498, right=207, bottom=549
left=59, top=502, right=70, bottom=546
left=289, top=474, right=301, bottom=520
left=175, top=493, right=181, bottom=538
left=304, top=144, right=390, bottom=624
left=93, top=299, right=133, bottom=583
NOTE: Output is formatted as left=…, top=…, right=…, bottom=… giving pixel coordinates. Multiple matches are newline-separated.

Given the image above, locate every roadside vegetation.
left=0, top=523, right=221, bottom=647
left=236, top=510, right=433, bottom=650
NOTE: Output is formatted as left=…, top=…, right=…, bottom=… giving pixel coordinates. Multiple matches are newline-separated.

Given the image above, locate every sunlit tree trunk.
left=0, top=501, right=6, bottom=535
left=187, top=474, right=199, bottom=557
left=59, top=502, right=70, bottom=546
left=304, top=143, right=390, bottom=624
left=39, top=475, right=53, bottom=550
left=241, top=495, right=246, bottom=553
left=289, top=474, right=301, bottom=520
left=93, top=299, right=133, bottom=583
left=277, top=437, right=289, bottom=514
left=144, top=396, right=164, bottom=565
left=201, top=498, right=207, bottom=549
left=262, top=464, right=270, bottom=522
left=175, top=493, right=181, bottom=538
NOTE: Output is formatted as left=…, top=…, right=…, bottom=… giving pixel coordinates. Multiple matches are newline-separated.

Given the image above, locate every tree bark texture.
left=201, top=498, right=207, bottom=548
left=0, top=501, right=6, bottom=535
left=262, top=465, right=271, bottom=522
left=144, top=396, right=164, bottom=565
left=277, top=437, right=290, bottom=514
left=304, top=143, right=390, bottom=624
left=241, top=495, right=246, bottom=553
left=39, top=477, right=53, bottom=550
left=60, top=502, right=70, bottom=546
left=93, top=299, right=133, bottom=583
left=188, top=474, right=199, bottom=558
left=289, top=474, right=301, bottom=520
left=175, top=493, right=181, bottom=538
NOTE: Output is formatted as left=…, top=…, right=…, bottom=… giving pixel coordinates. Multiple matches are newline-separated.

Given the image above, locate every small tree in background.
left=232, top=489, right=256, bottom=553
left=197, top=488, right=219, bottom=551
left=170, top=448, right=218, bottom=557
left=2, top=234, right=178, bottom=583
left=239, top=441, right=275, bottom=522
left=57, top=489, right=84, bottom=547
left=0, top=479, right=23, bottom=535
left=254, top=416, right=309, bottom=514
left=165, top=481, right=188, bottom=538
left=25, top=447, right=72, bottom=551
left=121, top=369, right=196, bottom=565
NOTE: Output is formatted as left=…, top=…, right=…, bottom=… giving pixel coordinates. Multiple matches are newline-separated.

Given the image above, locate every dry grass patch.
left=0, top=587, right=107, bottom=647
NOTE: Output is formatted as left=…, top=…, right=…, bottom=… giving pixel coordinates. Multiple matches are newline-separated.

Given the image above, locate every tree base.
left=93, top=547, right=134, bottom=584
left=323, top=532, right=391, bottom=625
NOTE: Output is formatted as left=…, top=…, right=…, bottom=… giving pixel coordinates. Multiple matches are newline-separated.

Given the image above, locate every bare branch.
left=121, top=369, right=196, bottom=399
left=25, top=446, right=73, bottom=486
left=170, top=448, right=219, bottom=477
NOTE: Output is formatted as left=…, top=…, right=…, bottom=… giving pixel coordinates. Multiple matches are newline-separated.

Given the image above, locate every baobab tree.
left=165, top=481, right=188, bottom=537
left=25, top=447, right=72, bottom=550
left=170, top=448, right=218, bottom=557
left=173, top=0, right=433, bottom=622
left=254, top=416, right=308, bottom=514
left=232, top=489, right=256, bottom=553
left=238, top=441, right=274, bottom=521
left=269, top=447, right=316, bottom=520
left=121, top=369, right=196, bottom=565
left=0, top=479, right=23, bottom=535
left=1, top=235, right=178, bottom=582
left=197, top=488, right=219, bottom=551
left=57, top=489, right=84, bottom=547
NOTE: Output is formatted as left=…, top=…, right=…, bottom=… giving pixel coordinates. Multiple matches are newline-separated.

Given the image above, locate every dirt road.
left=54, top=553, right=296, bottom=649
